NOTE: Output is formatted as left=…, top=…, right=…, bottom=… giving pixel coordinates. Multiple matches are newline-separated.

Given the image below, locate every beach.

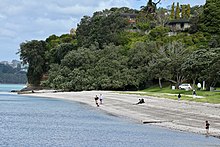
left=23, top=90, right=220, bottom=138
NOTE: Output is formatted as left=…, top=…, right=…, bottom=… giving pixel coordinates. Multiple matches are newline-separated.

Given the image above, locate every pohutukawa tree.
left=19, top=40, right=47, bottom=86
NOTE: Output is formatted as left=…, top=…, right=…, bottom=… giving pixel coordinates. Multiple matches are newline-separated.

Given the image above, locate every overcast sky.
left=0, top=0, right=205, bottom=61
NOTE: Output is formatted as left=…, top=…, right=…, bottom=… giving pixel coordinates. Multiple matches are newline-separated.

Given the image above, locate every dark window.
left=181, top=23, right=184, bottom=28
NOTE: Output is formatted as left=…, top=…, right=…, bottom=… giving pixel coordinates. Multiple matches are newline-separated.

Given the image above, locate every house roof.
left=167, top=19, right=190, bottom=25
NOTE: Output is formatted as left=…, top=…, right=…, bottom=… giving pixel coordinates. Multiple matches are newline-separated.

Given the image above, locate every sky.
left=0, top=0, right=205, bottom=61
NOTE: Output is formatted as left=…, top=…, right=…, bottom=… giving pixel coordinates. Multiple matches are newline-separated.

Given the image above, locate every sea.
left=0, top=84, right=220, bottom=147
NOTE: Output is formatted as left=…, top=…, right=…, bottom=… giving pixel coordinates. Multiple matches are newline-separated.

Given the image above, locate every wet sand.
left=22, top=90, right=220, bottom=138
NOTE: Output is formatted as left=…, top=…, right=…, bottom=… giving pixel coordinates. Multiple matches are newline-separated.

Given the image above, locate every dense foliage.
left=199, top=0, right=220, bottom=35
left=19, top=40, right=47, bottom=86
left=19, top=1, right=220, bottom=91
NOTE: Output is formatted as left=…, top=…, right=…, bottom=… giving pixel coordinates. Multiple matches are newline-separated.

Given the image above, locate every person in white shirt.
left=197, top=83, right=201, bottom=90
left=99, top=94, right=103, bottom=104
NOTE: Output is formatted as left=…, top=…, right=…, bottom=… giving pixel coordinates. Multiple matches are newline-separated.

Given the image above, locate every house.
left=121, top=13, right=138, bottom=26
left=166, top=19, right=190, bottom=32
left=121, top=13, right=137, bottom=21
left=120, top=13, right=139, bottom=32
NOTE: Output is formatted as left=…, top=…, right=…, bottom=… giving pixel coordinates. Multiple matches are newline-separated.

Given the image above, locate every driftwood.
left=143, top=120, right=173, bottom=124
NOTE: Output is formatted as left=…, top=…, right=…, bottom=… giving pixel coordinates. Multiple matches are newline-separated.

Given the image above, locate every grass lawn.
left=127, top=86, right=220, bottom=104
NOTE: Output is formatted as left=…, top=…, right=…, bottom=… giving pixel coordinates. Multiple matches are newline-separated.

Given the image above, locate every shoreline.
left=21, top=90, right=220, bottom=139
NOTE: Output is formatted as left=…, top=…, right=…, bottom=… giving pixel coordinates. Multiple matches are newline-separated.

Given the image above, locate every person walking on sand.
left=178, top=93, right=181, bottom=101
left=206, top=120, right=210, bottom=134
left=94, top=95, right=99, bottom=107
left=99, top=94, right=103, bottom=104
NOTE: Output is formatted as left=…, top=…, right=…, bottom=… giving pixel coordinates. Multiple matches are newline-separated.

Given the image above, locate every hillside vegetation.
left=18, top=1, right=220, bottom=91
left=0, top=63, right=27, bottom=84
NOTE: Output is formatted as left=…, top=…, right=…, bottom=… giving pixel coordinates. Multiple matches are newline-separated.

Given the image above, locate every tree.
left=146, top=0, right=162, bottom=14
left=19, top=3, right=220, bottom=91
left=149, top=26, right=169, bottom=40
left=175, top=2, right=180, bottom=19
left=42, top=64, right=72, bottom=90
left=199, top=0, right=220, bottom=35
left=208, top=48, right=220, bottom=87
left=170, top=2, right=175, bottom=19
left=182, top=48, right=220, bottom=89
left=156, top=8, right=170, bottom=26
left=148, top=47, right=171, bottom=88
left=189, top=5, right=203, bottom=34
left=18, top=40, right=47, bottom=86
left=47, top=43, right=77, bottom=65
left=61, top=47, right=97, bottom=70
left=44, top=34, right=77, bottom=75
left=76, top=8, right=132, bottom=48
left=181, top=5, right=186, bottom=18
left=163, top=41, right=189, bottom=87
left=186, top=4, right=191, bottom=18
left=45, top=34, right=60, bottom=49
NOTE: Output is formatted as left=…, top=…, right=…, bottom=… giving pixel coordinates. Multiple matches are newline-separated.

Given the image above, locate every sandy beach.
left=22, top=90, right=220, bottom=138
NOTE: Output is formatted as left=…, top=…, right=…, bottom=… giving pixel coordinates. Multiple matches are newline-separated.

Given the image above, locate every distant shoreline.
left=21, top=90, right=220, bottom=139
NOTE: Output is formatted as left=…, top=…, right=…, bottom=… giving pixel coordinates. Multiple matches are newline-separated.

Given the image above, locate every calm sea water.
left=0, top=84, right=220, bottom=147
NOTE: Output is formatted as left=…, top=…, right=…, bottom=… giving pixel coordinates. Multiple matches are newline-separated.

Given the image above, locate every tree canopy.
left=18, top=3, right=220, bottom=90
left=199, top=0, right=220, bottom=35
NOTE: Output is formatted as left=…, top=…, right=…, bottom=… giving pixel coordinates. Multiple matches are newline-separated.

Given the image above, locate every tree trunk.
left=159, top=77, right=162, bottom=89
left=176, top=74, right=185, bottom=86
left=192, top=79, right=196, bottom=89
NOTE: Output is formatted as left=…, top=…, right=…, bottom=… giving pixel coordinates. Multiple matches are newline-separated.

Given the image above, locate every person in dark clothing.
left=136, top=98, right=145, bottom=105
left=94, top=95, right=99, bottom=107
left=178, top=93, right=181, bottom=101
left=193, top=90, right=196, bottom=97
left=206, top=120, right=210, bottom=134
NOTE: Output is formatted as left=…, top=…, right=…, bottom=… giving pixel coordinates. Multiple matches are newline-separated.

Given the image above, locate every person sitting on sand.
left=94, top=95, right=99, bottom=107
left=136, top=98, right=145, bottom=105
